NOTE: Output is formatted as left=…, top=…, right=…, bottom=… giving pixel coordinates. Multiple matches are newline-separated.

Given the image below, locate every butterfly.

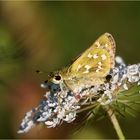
left=46, top=33, right=116, bottom=92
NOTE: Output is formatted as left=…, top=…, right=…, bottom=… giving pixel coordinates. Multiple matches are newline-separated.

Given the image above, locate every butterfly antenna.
left=36, top=70, right=43, bottom=74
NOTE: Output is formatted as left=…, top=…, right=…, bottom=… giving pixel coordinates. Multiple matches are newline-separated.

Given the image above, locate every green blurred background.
left=0, top=1, right=140, bottom=139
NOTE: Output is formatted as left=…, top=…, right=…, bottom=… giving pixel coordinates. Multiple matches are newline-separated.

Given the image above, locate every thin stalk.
left=107, top=108, right=125, bottom=140
left=76, top=104, right=97, bottom=114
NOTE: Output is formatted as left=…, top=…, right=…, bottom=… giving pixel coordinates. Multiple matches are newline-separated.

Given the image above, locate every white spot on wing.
left=101, top=54, right=107, bottom=60
left=96, top=69, right=100, bottom=72
left=85, top=65, right=91, bottom=70
left=77, top=64, right=82, bottom=71
left=95, top=41, right=100, bottom=48
left=93, top=54, right=98, bottom=59
left=87, top=53, right=92, bottom=58
left=98, top=65, right=102, bottom=70
left=105, top=44, right=108, bottom=47
left=78, top=64, right=81, bottom=69
left=98, top=62, right=102, bottom=66
left=83, top=70, right=89, bottom=74
left=83, top=65, right=91, bottom=73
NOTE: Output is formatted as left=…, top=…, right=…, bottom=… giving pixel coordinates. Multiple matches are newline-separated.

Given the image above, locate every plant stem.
left=76, top=104, right=97, bottom=114
left=107, top=108, right=125, bottom=140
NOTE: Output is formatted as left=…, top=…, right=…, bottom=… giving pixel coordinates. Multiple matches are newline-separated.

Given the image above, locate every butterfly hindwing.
left=68, top=33, right=116, bottom=78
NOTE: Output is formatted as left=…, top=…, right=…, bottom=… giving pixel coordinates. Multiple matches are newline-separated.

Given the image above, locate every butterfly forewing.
left=68, top=33, right=116, bottom=78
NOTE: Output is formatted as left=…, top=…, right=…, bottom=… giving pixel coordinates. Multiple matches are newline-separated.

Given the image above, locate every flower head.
left=18, top=60, right=140, bottom=133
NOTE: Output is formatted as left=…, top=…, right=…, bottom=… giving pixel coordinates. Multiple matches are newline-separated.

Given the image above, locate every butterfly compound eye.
left=54, top=75, right=61, bottom=81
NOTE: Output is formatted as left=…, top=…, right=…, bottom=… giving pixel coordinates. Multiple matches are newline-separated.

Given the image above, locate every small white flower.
left=57, top=108, right=65, bottom=119
left=48, top=102, right=56, bottom=107
left=18, top=120, right=34, bottom=134
left=63, top=112, right=76, bottom=123
left=45, top=120, right=54, bottom=126
left=115, top=56, right=125, bottom=64
left=128, top=75, right=139, bottom=83
left=127, top=64, right=139, bottom=75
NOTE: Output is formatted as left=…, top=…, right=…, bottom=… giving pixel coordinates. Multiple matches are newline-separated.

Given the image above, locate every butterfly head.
left=46, top=71, right=63, bottom=85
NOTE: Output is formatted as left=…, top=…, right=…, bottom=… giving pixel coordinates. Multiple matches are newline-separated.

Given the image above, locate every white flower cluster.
left=93, top=63, right=140, bottom=106
left=18, top=63, right=140, bottom=133
left=18, top=81, right=80, bottom=133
